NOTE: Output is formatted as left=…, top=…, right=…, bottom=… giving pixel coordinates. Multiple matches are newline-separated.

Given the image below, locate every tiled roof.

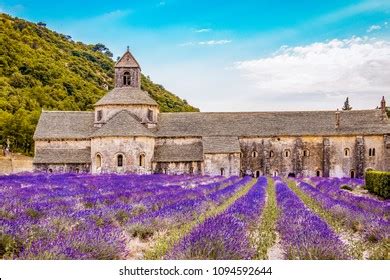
left=92, top=111, right=154, bottom=137
left=153, top=142, right=203, bottom=162
left=156, top=110, right=390, bottom=137
left=203, top=136, right=241, bottom=153
left=33, top=148, right=91, bottom=163
left=94, top=87, right=158, bottom=106
left=33, top=111, right=96, bottom=140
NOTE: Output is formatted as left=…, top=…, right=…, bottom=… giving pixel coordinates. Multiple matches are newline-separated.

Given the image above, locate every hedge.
left=365, top=170, right=390, bottom=199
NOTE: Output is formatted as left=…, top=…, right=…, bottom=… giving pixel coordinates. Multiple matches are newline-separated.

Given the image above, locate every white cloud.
left=157, top=1, right=166, bottom=7
left=199, top=40, right=232, bottom=45
left=234, top=37, right=390, bottom=97
left=367, top=24, right=382, bottom=32
left=195, top=28, right=212, bottom=33
left=179, top=39, right=232, bottom=47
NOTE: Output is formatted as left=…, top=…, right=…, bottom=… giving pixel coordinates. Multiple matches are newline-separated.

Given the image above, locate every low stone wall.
left=0, top=155, right=33, bottom=174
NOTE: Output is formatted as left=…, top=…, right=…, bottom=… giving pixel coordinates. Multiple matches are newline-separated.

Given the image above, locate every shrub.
left=365, top=170, right=390, bottom=199
left=340, top=184, right=353, bottom=191
left=0, top=233, right=20, bottom=258
left=127, top=224, right=154, bottom=240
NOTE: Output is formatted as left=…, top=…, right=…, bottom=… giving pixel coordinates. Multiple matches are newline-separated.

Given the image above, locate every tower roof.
left=94, top=87, right=158, bottom=106
left=115, top=48, right=140, bottom=68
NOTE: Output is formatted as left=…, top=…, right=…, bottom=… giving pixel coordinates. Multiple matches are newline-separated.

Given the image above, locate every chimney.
left=381, top=96, right=387, bottom=120
left=335, top=109, right=340, bottom=129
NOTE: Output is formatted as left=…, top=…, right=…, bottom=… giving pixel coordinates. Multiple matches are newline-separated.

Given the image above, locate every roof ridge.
left=159, top=109, right=379, bottom=115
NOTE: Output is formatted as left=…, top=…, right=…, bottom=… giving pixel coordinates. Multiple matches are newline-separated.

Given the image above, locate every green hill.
left=0, top=13, right=199, bottom=155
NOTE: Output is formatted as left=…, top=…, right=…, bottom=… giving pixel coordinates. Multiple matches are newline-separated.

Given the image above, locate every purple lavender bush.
left=166, top=177, right=267, bottom=260
left=276, top=181, right=349, bottom=259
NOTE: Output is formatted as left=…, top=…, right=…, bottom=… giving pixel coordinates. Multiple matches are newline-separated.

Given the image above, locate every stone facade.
left=33, top=49, right=390, bottom=178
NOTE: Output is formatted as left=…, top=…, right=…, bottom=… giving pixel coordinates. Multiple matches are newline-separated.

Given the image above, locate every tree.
left=92, top=43, right=108, bottom=52
left=342, top=97, right=352, bottom=111
left=37, top=22, right=46, bottom=27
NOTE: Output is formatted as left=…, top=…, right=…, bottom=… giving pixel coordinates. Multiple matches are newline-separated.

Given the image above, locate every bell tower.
left=115, top=46, right=141, bottom=88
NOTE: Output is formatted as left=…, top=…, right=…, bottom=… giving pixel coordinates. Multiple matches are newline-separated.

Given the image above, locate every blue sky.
left=1, top=0, right=390, bottom=111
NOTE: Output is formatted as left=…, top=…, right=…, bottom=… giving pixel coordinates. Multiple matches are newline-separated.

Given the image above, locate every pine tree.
left=342, top=97, right=352, bottom=110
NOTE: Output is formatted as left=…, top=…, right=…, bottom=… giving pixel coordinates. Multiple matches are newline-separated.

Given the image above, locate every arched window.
left=147, top=109, right=154, bottom=122
left=255, top=170, right=260, bottom=178
left=350, top=170, right=355, bottom=178
left=117, top=154, right=123, bottom=167
left=368, top=148, right=372, bottom=157
left=96, top=154, right=102, bottom=168
left=97, top=110, right=103, bottom=122
left=316, top=170, right=321, bottom=177
left=284, top=149, right=291, bottom=158
left=220, top=168, right=225, bottom=176
left=273, top=170, right=279, bottom=177
left=303, top=149, right=310, bottom=157
left=372, top=148, right=375, bottom=156
left=123, top=72, right=131, bottom=86
left=369, top=148, right=376, bottom=157
left=269, top=151, right=274, bottom=158
left=139, top=153, right=145, bottom=167
left=344, top=148, right=351, bottom=157
left=252, top=151, right=258, bottom=158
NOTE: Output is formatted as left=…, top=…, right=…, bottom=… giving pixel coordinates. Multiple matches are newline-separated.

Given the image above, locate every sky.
left=1, top=0, right=390, bottom=112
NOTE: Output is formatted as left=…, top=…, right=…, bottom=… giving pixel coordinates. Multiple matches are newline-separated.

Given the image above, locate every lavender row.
left=297, top=181, right=390, bottom=242
left=166, top=177, right=267, bottom=260
left=131, top=176, right=251, bottom=225
left=0, top=174, right=230, bottom=259
left=275, top=180, right=349, bottom=259
left=311, top=177, right=390, bottom=219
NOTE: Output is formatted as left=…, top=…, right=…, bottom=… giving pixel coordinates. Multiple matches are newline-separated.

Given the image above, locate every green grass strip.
left=144, top=178, right=257, bottom=260
left=252, top=177, right=279, bottom=259
left=285, top=179, right=366, bottom=259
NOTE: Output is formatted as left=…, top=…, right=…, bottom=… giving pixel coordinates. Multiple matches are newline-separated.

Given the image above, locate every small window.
left=252, top=151, right=258, bottom=158
left=350, top=170, right=355, bottom=178
left=369, top=148, right=376, bottom=157
left=123, top=72, right=131, bottom=86
left=273, top=170, right=279, bottom=177
left=139, top=154, right=145, bottom=167
left=255, top=170, right=260, bottom=178
left=368, top=148, right=372, bottom=157
left=316, top=170, right=321, bottom=177
left=220, top=168, right=225, bottom=176
left=269, top=151, right=274, bottom=158
left=303, top=149, right=310, bottom=157
left=284, top=149, right=291, bottom=158
left=373, top=148, right=375, bottom=156
left=344, top=148, right=351, bottom=157
left=97, top=110, right=103, bottom=121
left=147, top=109, right=154, bottom=122
left=48, top=168, right=53, bottom=173
left=117, top=154, right=123, bottom=167
left=96, top=154, right=102, bottom=168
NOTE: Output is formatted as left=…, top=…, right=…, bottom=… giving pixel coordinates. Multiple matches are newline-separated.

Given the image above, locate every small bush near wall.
left=365, top=170, right=390, bottom=199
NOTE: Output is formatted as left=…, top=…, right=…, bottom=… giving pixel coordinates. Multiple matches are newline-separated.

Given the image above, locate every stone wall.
left=239, top=135, right=386, bottom=178
left=34, top=163, right=90, bottom=173
left=153, top=161, right=203, bottom=175
left=115, top=67, right=141, bottom=88
left=91, top=136, right=155, bottom=174
left=204, top=153, right=240, bottom=177
left=35, top=139, right=91, bottom=150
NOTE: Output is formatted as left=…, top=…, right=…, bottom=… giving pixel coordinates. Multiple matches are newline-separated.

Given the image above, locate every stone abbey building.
left=33, top=49, right=390, bottom=178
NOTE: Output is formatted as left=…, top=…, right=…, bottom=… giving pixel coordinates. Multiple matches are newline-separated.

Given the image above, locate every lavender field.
left=0, top=173, right=389, bottom=260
